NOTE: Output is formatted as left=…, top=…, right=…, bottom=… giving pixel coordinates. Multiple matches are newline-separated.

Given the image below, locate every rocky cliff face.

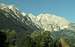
left=28, top=13, right=70, bottom=31
left=0, top=4, right=41, bottom=32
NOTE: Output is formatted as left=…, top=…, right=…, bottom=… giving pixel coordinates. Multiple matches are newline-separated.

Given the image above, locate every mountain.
left=0, top=4, right=71, bottom=47
left=0, top=4, right=70, bottom=32
left=28, top=13, right=70, bottom=31
left=0, top=4, right=41, bottom=32
left=0, top=4, right=42, bottom=46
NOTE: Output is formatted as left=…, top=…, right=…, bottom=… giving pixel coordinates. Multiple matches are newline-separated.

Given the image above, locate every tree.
left=0, top=31, right=7, bottom=47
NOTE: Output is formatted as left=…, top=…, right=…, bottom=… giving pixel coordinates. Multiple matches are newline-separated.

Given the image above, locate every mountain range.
left=0, top=4, right=71, bottom=32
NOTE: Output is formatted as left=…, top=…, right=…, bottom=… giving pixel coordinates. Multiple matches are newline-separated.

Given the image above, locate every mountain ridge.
left=0, top=4, right=70, bottom=32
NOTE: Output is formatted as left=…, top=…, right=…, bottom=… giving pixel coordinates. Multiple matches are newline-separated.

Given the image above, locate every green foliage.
left=0, top=31, right=7, bottom=47
left=1, top=29, right=75, bottom=47
left=0, top=29, right=16, bottom=47
left=19, top=30, right=75, bottom=47
left=20, top=31, right=54, bottom=47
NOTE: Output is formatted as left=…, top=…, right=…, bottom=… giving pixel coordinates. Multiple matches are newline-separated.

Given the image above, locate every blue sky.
left=0, top=0, right=75, bottom=22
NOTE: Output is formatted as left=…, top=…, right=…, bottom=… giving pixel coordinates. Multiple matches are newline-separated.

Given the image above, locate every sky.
left=0, top=0, right=75, bottom=22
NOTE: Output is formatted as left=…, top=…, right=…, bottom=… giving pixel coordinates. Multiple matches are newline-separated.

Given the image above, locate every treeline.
left=0, top=29, right=75, bottom=47
left=17, top=29, right=75, bottom=47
